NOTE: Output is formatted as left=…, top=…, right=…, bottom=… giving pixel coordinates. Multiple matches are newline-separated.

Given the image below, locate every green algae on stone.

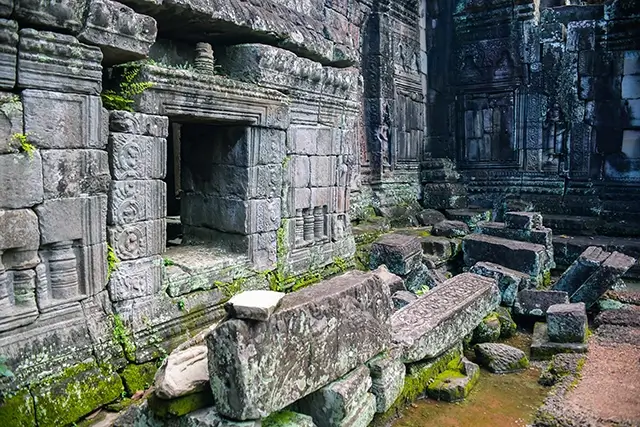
left=472, top=312, right=501, bottom=343
left=148, top=390, right=213, bottom=418
left=121, top=361, right=158, bottom=394
left=0, top=388, right=36, bottom=427
left=263, top=410, right=315, bottom=427
left=496, top=307, right=517, bottom=339
left=426, top=358, right=480, bottom=402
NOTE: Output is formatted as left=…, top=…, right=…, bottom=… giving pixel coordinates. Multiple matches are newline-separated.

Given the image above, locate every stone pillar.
left=48, top=241, right=79, bottom=300
left=195, top=42, right=215, bottom=74
left=313, top=206, right=324, bottom=240
left=295, top=209, right=304, bottom=245
left=12, top=269, right=36, bottom=308
left=303, top=209, right=314, bottom=242
left=0, top=256, right=10, bottom=311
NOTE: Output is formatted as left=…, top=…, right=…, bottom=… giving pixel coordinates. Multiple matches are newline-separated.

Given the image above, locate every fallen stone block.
left=392, top=290, right=417, bottom=310
left=472, top=312, right=501, bottom=344
left=570, top=251, right=637, bottom=308
left=262, top=411, right=315, bottom=427
left=496, top=307, right=517, bottom=338
left=225, top=290, right=285, bottom=321
left=445, top=209, right=491, bottom=228
left=553, top=246, right=611, bottom=296
left=337, top=392, right=376, bottom=427
left=504, top=211, right=543, bottom=230
left=530, top=322, right=588, bottom=360
left=470, top=261, right=531, bottom=306
left=402, top=344, right=462, bottom=403
left=594, top=306, right=640, bottom=328
left=154, top=345, right=209, bottom=400
left=474, top=343, right=529, bottom=373
left=148, top=391, right=214, bottom=419
left=420, top=236, right=459, bottom=262
left=514, top=290, right=569, bottom=318
left=405, top=263, right=443, bottom=293
left=372, top=265, right=406, bottom=294
left=207, top=271, right=392, bottom=420
left=391, top=272, right=500, bottom=362
left=547, top=303, right=588, bottom=343
left=369, top=233, right=422, bottom=276
left=463, top=234, right=548, bottom=277
left=432, top=220, right=470, bottom=238
left=367, top=352, right=405, bottom=413
left=415, top=209, right=446, bottom=226
left=296, top=365, right=371, bottom=427
left=426, top=357, right=479, bottom=402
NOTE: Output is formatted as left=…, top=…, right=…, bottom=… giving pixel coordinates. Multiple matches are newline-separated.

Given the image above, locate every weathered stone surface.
left=472, top=312, right=501, bottom=344
left=0, top=92, right=23, bottom=154
left=108, top=180, right=166, bottom=225
left=0, top=209, right=39, bottom=254
left=514, top=289, right=570, bottom=318
left=470, top=261, right=530, bottom=307
left=432, top=220, right=470, bottom=238
left=369, top=233, right=422, bottom=276
left=23, top=90, right=105, bottom=149
left=571, top=251, right=637, bottom=308
left=154, top=345, right=209, bottom=400
left=14, top=0, right=86, bottom=33
left=420, top=236, right=459, bottom=262
left=107, top=255, right=162, bottom=302
left=207, top=271, right=392, bottom=420
left=108, top=219, right=165, bottom=260
left=463, top=234, right=548, bottom=277
left=263, top=411, right=315, bottom=427
left=405, top=263, right=443, bottom=293
left=392, top=290, right=417, bottom=310
left=475, top=222, right=553, bottom=266
left=0, top=152, right=44, bottom=208
left=372, top=265, right=406, bottom=294
left=42, top=149, right=110, bottom=199
left=338, top=392, right=376, bottom=427
left=109, top=133, right=167, bottom=180
left=415, top=209, right=446, bottom=226
left=496, top=306, right=517, bottom=338
left=391, top=272, right=500, bottom=362
left=79, top=0, right=157, bottom=64
left=0, top=20, right=18, bottom=89
left=296, top=365, right=371, bottom=427
left=18, top=29, right=102, bottom=94
left=547, top=303, right=588, bottom=343
left=36, top=195, right=106, bottom=245
left=530, top=322, right=588, bottom=360
left=225, top=290, right=285, bottom=321
left=427, top=357, right=479, bottom=402
left=366, top=352, right=405, bottom=413
left=553, top=246, right=611, bottom=296
left=504, top=211, right=543, bottom=230
left=109, top=111, right=169, bottom=138
left=0, top=0, right=10, bottom=18
left=474, top=343, right=529, bottom=373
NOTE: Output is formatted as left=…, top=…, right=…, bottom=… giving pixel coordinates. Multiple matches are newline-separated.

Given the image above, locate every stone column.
left=48, top=241, right=79, bottom=300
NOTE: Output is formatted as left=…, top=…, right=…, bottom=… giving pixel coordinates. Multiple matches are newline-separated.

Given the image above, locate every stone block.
left=530, top=322, right=588, bottom=360
left=0, top=92, right=23, bottom=154
left=422, top=183, right=468, bottom=209
left=426, top=357, right=480, bottom=402
left=107, top=255, right=162, bottom=302
left=109, top=111, right=168, bottom=138
left=251, top=127, right=286, bottom=166
left=463, top=234, right=548, bottom=277
left=42, top=149, right=110, bottom=199
left=290, top=155, right=310, bottom=188
left=470, top=261, right=530, bottom=307
left=108, top=219, right=165, bottom=260
left=622, top=74, right=640, bottom=100
left=296, top=365, right=372, bottom=427
left=367, top=352, right=405, bottom=413
left=0, top=19, right=17, bottom=89
left=514, top=290, right=570, bottom=318
left=249, top=164, right=282, bottom=199
left=0, top=0, right=11, bottom=17
left=154, top=345, right=209, bottom=399
left=624, top=50, right=640, bottom=75
left=372, top=265, right=406, bottom=294
left=420, top=236, right=458, bottom=261
left=23, top=90, right=105, bottom=149
left=18, top=29, right=102, bottom=94
left=14, top=0, right=86, bottom=33
left=571, top=251, right=636, bottom=308
left=109, top=133, right=166, bottom=180
left=310, top=156, right=335, bottom=187
left=369, top=233, right=422, bottom=276
left=415, top=209, right=446, bottom=226
left=432, top=220, right=470, bottom=238
left=178, top=407, right=262, bottom=427
left=108, top=180, right=166, bottom=225
left=392, top=290, right=417, bottom=310
left=553, top=246, right=610, bottom=296
left=264, top=411, right=315, bottom=427
left=248, top=231, right=277, bottom=271
left=207, top=270, right=392, bottom=420
left=391, top=273, right=500, bottom=362
left=248, top=198, right=281, bottom=233
left=36, top=195, right=106, bottom=245
left=504, top=211, right=543, bottom=230
left=405, top=263, right=443, bottom=293
left=336, top=392, right=376, bottom=427
left=0, top=152, right=44, bottom=209
left=79, top=0, right=157, bottom=64
left=474, top=343, right=529, bottom=374
left=225, top=290, right=285, bottom=321
left=0, top=209, right=39, bottom=253
left=547, top=303, right=588, bottom=343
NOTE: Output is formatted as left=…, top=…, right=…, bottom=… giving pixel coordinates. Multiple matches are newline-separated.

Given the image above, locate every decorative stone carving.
left=107, top=255, right=162, bottom=302
left=23, top=90, right=105, bottom=149
left=0, top=209, right=40, bottom=271
left=41, top=149, right=110, bottom=199
left=109, top=133, right=167, bottom=180
left=542, top=102, right=569, bottom=173
left=0, top=152, right=44, bottom=209
left=18, top=29, right=103, bottom=95
left=109, top=111, right=169, bottom=138
left=47, top=241, right=81, bottom=300
left=108, top=180, right=166, bottom=225
left=194, top=42, right=215, bottom=74
left=0, top=19, right=17, bottom=89
left=108, top=219, right=165, bottom=261
left=79, top=0, right=157, bottom=64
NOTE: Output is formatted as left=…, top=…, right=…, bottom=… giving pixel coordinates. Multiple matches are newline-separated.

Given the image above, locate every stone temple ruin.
left=0, top=0, right=639, bottom=426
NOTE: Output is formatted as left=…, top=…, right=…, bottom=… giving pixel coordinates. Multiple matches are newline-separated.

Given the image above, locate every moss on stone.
left=472, top=312, right=501, bottom=343
left=496, top=307, right=517, bottom=339
left=507, top=355, right=530, bottom=371
left=263, top=410, right=314, bottom=427
left=398, top=346, right=462, bottom=404
left=148, top=390, right=213, bottom=418
left=542, top=270, right=552, bottom=288
left=0, top=388, right=36, bottom=427
left=120, top=362, right=157, bottom=394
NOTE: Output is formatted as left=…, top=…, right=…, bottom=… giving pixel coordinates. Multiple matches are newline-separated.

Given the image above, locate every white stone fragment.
left=225, top=290, right=286, bottom=321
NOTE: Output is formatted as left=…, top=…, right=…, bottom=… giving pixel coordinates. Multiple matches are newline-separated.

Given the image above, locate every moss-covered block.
left=472, top=312, right=501, bottom=343
left=148, top=390, right=213, bottom=418
left=31, top=362, right=124, bottom=427
left=426, top=358, right=480, bottom=402
left=496, top=307, right=517, bottom=339
left=121, top=361, right=158, bottom=394
left=262, top=410, right=315, bottom=427
left=0, top=389, right=36, bottom=427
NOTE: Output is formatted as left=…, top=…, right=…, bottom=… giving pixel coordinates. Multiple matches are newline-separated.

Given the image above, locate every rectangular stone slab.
left=207, top=271, right=392, bottom=420
left=553, top=246, right=610, bottom=296
left=463, top=234, right=548, bottom=277
left=391, top=272, right=500, bottom=363
left=570, top=251, right=636, bottom=308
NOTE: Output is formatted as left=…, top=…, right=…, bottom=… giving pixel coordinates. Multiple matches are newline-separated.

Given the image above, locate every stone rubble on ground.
left=474, top=343, right=530, bottom=374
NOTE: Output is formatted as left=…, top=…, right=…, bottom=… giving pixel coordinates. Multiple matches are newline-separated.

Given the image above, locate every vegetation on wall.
left=101, top=61, right=154, bottom=112
left=106, top=244, right=120, bottom=282
left=11, top=133, right=36, bottom=159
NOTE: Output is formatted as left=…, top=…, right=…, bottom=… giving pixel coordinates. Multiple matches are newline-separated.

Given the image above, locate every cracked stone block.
left=470, top=261, right=530, bottom=307
left=18, top=29, right=103, bottom=94
left=514, top=290, right=570, bottom=318
left=296, top=365, right=372, bottom=427
left=392, top=290, right=417, bottom=310
left=42, top=149, right=110, bottom=199
left=370, top=233, right=422, bottom=276
left=0, top=92, right=23, bottom=154
left=0, top=19, right=17, bottom=89
left=504, top=211, right=543, bottom=230
left=367, top=352, right=405, bottom=413
left=107, top=255, right=162, bottom=302
left=225, top=290, right=285, bottom=321
left=23, top=90, right=105, bottom=149
left=35, top=195, right=106, bottom=246
left=530, top=322, right=588, bottom=360
left=0, top=152, right=44, bottom=209
left=79, top=0, right=157, bottom=64
left=207, top=270, right=392, bottom=420
left=463, top=234, right=548, bottom=277
left=109, top=111, right=169, bottom=137
left=14, top=0, right=86, bottom=33
left=571, top=251, right=637, bottom=308
left=109, top=133, right=167, bottom=180
left=108, top=219, right=165, bottom=261
left=248, top=231, right=277, bottom=271
left=108, top=180, right=166, bottom=226
left=553, top=246, right=610, bottom=296
left=391, top=272, right=500, bottom=362
left=547, top=303, right=588, bottom=344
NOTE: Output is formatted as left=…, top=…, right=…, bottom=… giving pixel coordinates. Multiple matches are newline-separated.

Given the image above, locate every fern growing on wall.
left=101, top=62, right=154, bottom=112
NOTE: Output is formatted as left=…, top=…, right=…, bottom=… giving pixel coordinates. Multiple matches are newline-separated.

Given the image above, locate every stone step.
left=445, top=208, right=492, bottom=229
left=544, top=214, right=604, bottom=236
left=391, top=272, right=500, bottom=363
left=463, top=234, right=548, bottom=277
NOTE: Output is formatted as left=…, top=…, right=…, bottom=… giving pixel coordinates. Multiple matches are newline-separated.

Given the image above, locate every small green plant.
left=415, top=287, right=429, bottom=297
left=177, top=299, right=185, bottom=311
left=12, top=133, right=36, bottom=159
left=102, top=62, right=154, bottom=112
left=163, top=257, right=175, bottom=267
left=112, top=314, right=136, bottom=361
left=0, top=355, right=14, bottom=379
left=106, top=244, right=120, bottom=281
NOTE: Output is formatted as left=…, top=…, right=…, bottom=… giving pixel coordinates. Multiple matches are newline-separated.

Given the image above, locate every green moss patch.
left=263, top=410, right=314, bottom=427
left=0, top=388, right=36, bottom=427
left=148, top=390, right=213, bottom=418
left=120, top=361, right=157, bottom=394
